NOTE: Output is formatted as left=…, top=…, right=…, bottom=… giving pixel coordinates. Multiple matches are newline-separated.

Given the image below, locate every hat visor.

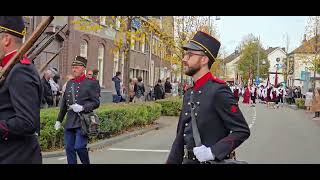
left=182, top=42, right=203, bottom=51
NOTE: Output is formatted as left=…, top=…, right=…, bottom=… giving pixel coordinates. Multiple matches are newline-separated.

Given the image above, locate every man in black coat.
left=154, top=79, right=164, bottom=100
left=41, top=70, right=53, bottom=108
left=0, top=16, right=42, bottom=164
left=166, top=31, right=250, bottom=164
left=55, top=56, right=100, bottom=164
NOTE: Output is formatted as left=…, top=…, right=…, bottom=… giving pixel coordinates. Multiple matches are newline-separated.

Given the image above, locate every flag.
left=266, top=74, right=270, bottom=88
left=275, top=70, right=278, bottom=87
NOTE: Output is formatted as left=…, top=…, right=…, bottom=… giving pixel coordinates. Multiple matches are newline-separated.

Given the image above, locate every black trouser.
left=278, top=95, right=283, bottom=103
left=315, top=112, right=320, bottom=118
left=252, top=96, right=256, bottom=104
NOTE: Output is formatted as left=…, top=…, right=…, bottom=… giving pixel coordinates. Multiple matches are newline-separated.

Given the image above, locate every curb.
left=42, top=123, right=165, bottom=158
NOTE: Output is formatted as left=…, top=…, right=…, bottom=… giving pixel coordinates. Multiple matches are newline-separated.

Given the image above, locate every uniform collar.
left=88, top=77, right=96, bottom=80
left=1, top=50, right=31, bottom=67
left=193, top=72, right=213, bottom=91
left=72, top=74, right=86, bottom=83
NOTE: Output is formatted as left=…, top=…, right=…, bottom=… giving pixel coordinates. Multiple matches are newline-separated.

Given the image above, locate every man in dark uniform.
left=166, top=31, right=250, bottom=164
left=55, top=56, right=100, bottom=164
left=0, top=16, right=42, bottom=164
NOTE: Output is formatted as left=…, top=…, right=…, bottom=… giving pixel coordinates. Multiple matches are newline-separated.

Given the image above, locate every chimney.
left=303, top=34, right=307, bottom=42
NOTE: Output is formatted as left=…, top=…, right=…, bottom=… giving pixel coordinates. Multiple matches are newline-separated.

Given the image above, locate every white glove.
left=54, top=121, right=61, bottom=130
left=70, top=103, right=84, bottom=113
left=193, top=145, right=215, bottom=162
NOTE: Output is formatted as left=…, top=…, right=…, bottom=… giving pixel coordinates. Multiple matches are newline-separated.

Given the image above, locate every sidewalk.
left=42, top=116, right=178, bottom=158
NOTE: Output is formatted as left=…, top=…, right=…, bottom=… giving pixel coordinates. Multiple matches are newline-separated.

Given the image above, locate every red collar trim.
left=1, top=50, right=31, bottom=66
left=72, top=74, right=86, bottom=83
left=88, top=77, right=96, bottom=80
left=193, top=72, right=214, bottom=90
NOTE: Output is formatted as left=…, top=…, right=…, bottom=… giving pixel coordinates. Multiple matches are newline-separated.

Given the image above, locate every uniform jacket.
left=166, top=72, right=250, bottom=164
left=0, top=51, right=42, bottom=164
left=57, top=74, right=100, bottom=129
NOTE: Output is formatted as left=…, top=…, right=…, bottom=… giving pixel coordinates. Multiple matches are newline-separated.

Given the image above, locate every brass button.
left=195, top=113, right=198, bottom=116
left=185, top=123, right=188, bottom=126
left=188, top=102, right=191, bottom=105
left=185, top=112, right=188, bottom=116
left=183, top=134, right=186, bottom=137
left=191, top=91, right=193, bottom=94
left=199, top=91, right=202, bottom=94
left=192, top=157, right=196, bottom=160
left=4, top=137, right=8, bottom=141
left=197, top=102, right=200, bottom=105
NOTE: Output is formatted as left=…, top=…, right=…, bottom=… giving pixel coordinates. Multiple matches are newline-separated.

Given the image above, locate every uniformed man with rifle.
left=0, top=16, right=51, bottom=164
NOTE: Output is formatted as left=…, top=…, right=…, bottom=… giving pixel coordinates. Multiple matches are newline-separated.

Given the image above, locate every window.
left=115, top=16, right=121, bottom=30
left=131, top=35, right=135, bottom=50
left=145, top=35, right=149, bottom=52
left=80, top=40, right=88, bottom=59
left=98, top=44, right=104, bottom=86
left=135, top=38, right=140, bottom=51
left=100, top=16, right=106, bottom=26
left=120, top=52, right=125, bottom=80
left=141, top=34, right=145, bottom=53
left=80, top=16, right=90, bottom=21
left=113, top=50, right=119, bottom=76
left=152, top=38, right=155, bottom=54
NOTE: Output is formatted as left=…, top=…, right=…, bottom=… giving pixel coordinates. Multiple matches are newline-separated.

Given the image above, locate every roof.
left=290, top=35, right=320, bottom=54
left=224, top=47, right=285, bottom=63
left=223, top=50, right=240, bottom=63
left=265, top=47, right=278, bottom=55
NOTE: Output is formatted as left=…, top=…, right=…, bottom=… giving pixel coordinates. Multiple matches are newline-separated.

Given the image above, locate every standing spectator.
left=164, top=77, right=172, bottom=98
left=50, top=74, right=60, bottom=107
left=112, top=72, right=122, bottom=103
left=62, top=74, right=74, bottom=95
left=154, top=79, right=165, bottom=100
left=41, top=70, right=53, bottom=108
left=305, top=89, right=313, bottom=112
left=128, top=78, right=136, bottom=102
left=134, top=76, right=145, bottom=102
left=311, top=88, right=320, bottom=120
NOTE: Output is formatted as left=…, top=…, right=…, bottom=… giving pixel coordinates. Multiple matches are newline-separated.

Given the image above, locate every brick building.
left=23, top=16, right=175, bottom=102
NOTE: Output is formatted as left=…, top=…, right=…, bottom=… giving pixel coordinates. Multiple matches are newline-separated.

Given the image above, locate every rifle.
left=28, top=23, right=67, bottom=62
left=0, top=16, right=54, bottom=86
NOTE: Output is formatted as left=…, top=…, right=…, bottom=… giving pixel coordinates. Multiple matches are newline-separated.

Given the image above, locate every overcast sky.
left=214, top=16, right=309, bottom=56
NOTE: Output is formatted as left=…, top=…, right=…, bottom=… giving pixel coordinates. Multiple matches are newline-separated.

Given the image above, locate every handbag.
left=190, top=92, right=248, bottom=164
left=79, top=111, right=100, bottom=137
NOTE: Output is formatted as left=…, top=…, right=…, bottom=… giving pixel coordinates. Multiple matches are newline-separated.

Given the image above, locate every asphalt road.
left=44, top=100, right=320, bottom=164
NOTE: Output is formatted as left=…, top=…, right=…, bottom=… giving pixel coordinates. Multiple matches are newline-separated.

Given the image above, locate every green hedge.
left=295, top=98, right=306, bottom=109
left=40, top=102, right=161, bottom=151
left=154, top=97, right=183, bottom=116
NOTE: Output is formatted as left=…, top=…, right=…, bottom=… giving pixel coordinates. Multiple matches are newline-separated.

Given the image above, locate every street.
left=43, top=101, right=320, bottom=164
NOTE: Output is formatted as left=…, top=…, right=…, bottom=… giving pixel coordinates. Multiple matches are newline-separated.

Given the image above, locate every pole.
left=125, top=17, right=133, bottom=103
left=313, top=17, right=318, bottom=97
left=180, top=16, right=185, bottom=85
left=257, top=36, right=260, bottom=84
